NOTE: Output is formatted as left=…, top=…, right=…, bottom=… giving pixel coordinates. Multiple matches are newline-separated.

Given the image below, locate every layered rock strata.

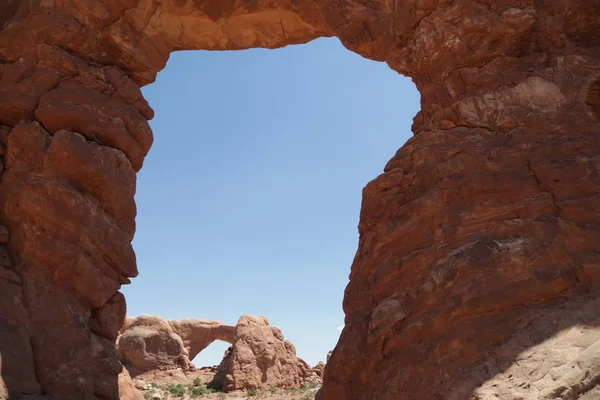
left=0, top=1, right=597, bottom=399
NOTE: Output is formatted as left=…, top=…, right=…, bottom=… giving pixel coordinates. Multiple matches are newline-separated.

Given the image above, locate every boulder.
left=209, top=315, right=318, bottom=391
left=313, top=362, right=326, bottom=378
left=117, top=315, right=191, bottom=375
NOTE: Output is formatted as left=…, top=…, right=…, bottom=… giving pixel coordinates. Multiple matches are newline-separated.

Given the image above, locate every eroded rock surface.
left=118, top=369, right=144, bottom=400
left=117, top=315, right=235, bottom=377
left=312, top=362, right=326, bottom=379
left=0, top=1, right=598, bottom=399
left=209, top=315, right=318, bottom=392
left=169, top=319, right=236, bottom=362
left=472, top=298, right=600, bottom=400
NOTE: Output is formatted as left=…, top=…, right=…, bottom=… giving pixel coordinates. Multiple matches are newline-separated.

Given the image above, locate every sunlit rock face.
left=209, top=315, right=319, bottom=392
left=0, top=1, right=598, bottom=399
left=116, top=315, right=235, bottom=376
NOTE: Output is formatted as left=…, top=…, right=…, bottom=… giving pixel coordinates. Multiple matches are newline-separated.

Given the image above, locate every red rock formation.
left=169, top=319, right=236, bottom=362
left=117, top=315, right=192, bottom=376
left=312, top=362, right=326, bottom=379
left=117, top=370, right=144, bottom=400
left=0, top=59, right=145, bottom=399
left=117, top=315, right=235, bottom=377
left=209, top=315, right=318, bottom=392
left=0, top=1, right=598, bottom=399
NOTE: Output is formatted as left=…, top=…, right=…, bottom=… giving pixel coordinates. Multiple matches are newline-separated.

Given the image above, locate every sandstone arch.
left=0, top=1, right=599, bottom=399
left=169, top=318, right=235, bottom=362
left=116, top=315, right=235, bottom=376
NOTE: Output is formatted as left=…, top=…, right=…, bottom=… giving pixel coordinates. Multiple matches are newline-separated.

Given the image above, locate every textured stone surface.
left=312, top=362, right=326, bottom=379
left=209, top=315, right=318, bottom=392
left=117, top=315, right=235, bottom=377
left=90, top=291, right=127, bottom=342
left=169, top=319, right=236, bottom=362
left=472, top=297, right=600, bottom=400
left=0, top=1, right=598, bottom=399
left=118, top=369, right=144, bottom=400
left=323, top=125, right=600, bottom=398
left=117, top=315, right=192, bottom=376
left=0, top=270, right=39, bottom=396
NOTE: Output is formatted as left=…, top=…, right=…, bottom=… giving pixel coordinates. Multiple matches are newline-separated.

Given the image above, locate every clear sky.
left=121, top=37, right=420, bottom=367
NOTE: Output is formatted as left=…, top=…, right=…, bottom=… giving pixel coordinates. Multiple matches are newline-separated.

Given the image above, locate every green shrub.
left=247, top=388, right=257, bottom=397
left=143, top=385, right=160, bottom=400
left=193, top=377, right=202, bottom=387
left=190, top=385, right=206, bottom=397
left=166, top=384, right=186, bottom=397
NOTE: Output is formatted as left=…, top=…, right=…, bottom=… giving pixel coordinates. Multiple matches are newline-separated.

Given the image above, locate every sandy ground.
left=134, top=366, right=319, bottom=400
left=140, top=387, right=319, bottom=400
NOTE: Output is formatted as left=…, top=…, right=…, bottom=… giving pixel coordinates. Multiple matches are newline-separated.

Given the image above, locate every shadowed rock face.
left=116, top=315, right=235, bottom=377
left=0, top=1, right=598, bottom=399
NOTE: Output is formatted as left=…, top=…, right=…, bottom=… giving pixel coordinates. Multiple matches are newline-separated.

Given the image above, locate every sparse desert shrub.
left=247, top=388, right=257, bottom=397
left=299, top=382, right=319, bottom=392
left=143, top=388, right=160, bottom=400
left=193, top=377, right=202, bottom=387
left=190, top=385, right=207, bottom=397
left=167, top=384, right=186, bottom=397
left=268, top=385, right=277, bottom=394
left=217, top=393, right=225, bottom=400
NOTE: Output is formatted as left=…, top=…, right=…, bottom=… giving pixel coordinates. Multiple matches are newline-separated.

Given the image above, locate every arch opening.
left=0, top=1, right=599, bottom=399
left=121, top=36, right=419, bottom=370
left=191, top=340, right=231, bottom=370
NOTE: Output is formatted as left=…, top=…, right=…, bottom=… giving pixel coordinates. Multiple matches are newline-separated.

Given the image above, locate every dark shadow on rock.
left=319, top=290, right=600, bottom=399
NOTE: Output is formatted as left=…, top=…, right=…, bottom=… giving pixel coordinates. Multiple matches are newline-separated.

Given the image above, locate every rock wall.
left=0, top=44, right=150, bottom=399
left=0, top=1, right=598, bottom=399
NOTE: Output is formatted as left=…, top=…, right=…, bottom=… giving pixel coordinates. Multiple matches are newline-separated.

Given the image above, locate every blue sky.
left=121, top=37, right=419, bottom=367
